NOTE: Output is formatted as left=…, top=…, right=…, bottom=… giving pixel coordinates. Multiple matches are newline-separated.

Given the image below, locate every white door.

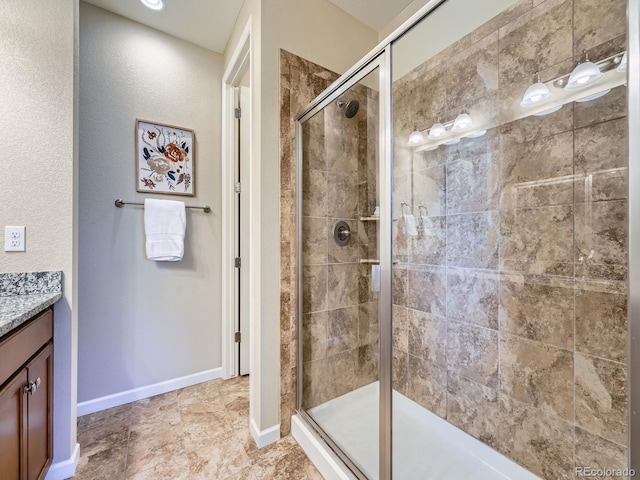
left=238, top=85, right=251, bottom=376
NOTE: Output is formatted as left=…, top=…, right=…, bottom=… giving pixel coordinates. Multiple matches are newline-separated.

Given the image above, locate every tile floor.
left=74, top=376, right=323, bottom=479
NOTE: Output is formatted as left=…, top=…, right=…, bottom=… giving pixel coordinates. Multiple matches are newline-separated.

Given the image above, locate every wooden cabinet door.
left=0, top=369, right=28, bottom=480
left=26, top=344, right=52, bottom=480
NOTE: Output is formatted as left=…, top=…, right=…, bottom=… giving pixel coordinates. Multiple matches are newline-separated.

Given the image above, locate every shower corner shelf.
left=359, top=215, right=379, bottom=221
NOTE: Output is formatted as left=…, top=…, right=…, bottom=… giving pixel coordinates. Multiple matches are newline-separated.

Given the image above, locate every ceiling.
left=82, top=0, right=415, bottom=54
left=326, top=0, right=415, bottom=32
left=82, top=0, right=245, bottom=54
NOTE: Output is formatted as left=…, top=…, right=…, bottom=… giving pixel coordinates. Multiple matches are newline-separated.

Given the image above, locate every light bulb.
left=451, top=113, right=473, bottom=132
left=617, top=52, right=628, bottom=73
left=408, top=130, right=425, bottom=146
left=141, top=0, right=164, bottom=10
left=565, top=60, right=603, bottom=90
left=520, top=82, right=551, bottom=107
left=428, top=121, right=447, bottom=139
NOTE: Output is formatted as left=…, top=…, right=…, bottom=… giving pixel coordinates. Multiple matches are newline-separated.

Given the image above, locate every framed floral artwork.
left=135, top=119, right=195, bottom=196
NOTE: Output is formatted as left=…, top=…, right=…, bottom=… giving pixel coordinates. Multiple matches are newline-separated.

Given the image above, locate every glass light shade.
left=575, top=89, right=611, bottom=103
left=617, top=52, right=628, bottom=73
left=428, top=122, right=447, bottom=139
left=520, top=82, right=551, bottom=107
left=466, top=130, right=487, bottom=138
left=533, top=104, right=563, bottom=116
left=565, top=61, right=603, bottom=90
left=444, top=138, right=460, bottom=145
left=451, top=113, right=473, bottom=132
left=141, top=0, right=164, bottom=10
left=408, top=130, right=425, bottom=146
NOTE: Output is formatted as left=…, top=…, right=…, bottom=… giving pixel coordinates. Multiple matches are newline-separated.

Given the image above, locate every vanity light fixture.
left=451, top=112, right=473, bottom=132
left=422, top=145, right=439, bottom=151
left=444, top=138, right=461, bottom=145
left=565, top=51, right=603, bottom=90
left=520, top=72, right=552, bottom=107
left=408, top=128, right=425, bottom=146
left=575, top=88, right=611, bottom=102
left=427, top=119, right=447, bottom=139
left=533, top=104, right=563, bottom=116
left=141, top=0, right=165, bottom=10
left=466, top=129, right=487, bottom=138
left=617, top=51, right=628, bottom=73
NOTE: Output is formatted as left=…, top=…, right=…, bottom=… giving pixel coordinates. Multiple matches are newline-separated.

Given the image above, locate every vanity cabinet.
left=0, top=308, right=53, bottom=480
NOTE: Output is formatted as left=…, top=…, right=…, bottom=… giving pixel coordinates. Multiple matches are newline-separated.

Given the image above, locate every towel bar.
left=114, top=199, right=211, bottom=213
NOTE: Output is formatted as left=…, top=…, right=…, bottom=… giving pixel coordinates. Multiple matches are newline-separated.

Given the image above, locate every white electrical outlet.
left=5, top=226, right=25, bottom=252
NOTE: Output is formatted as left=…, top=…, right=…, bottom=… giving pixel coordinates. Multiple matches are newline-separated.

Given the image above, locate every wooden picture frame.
left=135, top=119, right=195, bottom=196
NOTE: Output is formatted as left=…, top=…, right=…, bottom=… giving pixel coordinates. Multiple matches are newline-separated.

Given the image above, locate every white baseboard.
left=45, top=443, right=80, bottom=480
left=77, top=368, right=223, bottom=416
left=291, top=415, right=356, bottom=480
left=250, top=418, right=280, bottom=448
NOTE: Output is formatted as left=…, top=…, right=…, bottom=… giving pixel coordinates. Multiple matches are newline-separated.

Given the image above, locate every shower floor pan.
left=293, top=382, right=540, bottom=480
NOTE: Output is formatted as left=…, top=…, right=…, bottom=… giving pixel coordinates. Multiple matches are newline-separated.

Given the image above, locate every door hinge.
left=235, top=331, right=241, bottom=343
left=235, top=182, right=241, bottom=193
left=235, top=107, right=242, bottom=119
left=235, top=257, right=241, bottom=268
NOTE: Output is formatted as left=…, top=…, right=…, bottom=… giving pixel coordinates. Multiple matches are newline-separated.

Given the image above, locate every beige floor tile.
left=187, top=431, right=252, bottom=479
left=126, top=454, right=190, bottom=480
left=75, top=378, right=322, bottom=480
left=126, top=427, right=187, bottom=476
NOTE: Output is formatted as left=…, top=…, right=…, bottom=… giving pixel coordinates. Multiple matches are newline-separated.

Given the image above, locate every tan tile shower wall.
left=279, top=51, right=379, bottom=435
left=392, top=0, right=628, bottom=479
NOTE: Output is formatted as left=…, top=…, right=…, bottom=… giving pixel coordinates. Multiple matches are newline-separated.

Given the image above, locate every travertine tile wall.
left=279, top=51, right=379, bottom=435
left=299, top=80, right=380, bottom=411
left=391, top=0, right=628, bottom=479
left=280, top=51, right=334, bottom=436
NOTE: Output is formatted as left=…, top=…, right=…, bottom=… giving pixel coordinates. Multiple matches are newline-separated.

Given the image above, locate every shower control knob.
left=333, top=221, right=352, bottom=247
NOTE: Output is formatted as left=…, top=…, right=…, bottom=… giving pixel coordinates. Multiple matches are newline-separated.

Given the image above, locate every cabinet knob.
left=22, top=378, right=41, bottom=396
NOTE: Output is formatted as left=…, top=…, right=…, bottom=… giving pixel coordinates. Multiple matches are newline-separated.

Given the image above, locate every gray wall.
left=0, top=0, right=78, bottom=465
left=78, top=2, right=223, bottom=402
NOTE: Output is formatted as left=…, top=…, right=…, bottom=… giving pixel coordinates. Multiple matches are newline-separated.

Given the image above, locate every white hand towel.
left=371, top=265, right=380, bottom=292
left=403, top=214, right=418, bottom=236
left=144, top=198, right=186, bottom=261
left=421, top=216, right=431, bottom=236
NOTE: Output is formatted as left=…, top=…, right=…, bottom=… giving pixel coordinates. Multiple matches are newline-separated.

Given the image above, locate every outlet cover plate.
left=5, top=226, right=25, bottom=252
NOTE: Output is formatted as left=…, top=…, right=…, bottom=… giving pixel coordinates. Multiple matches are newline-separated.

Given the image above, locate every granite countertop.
left=0, top=271, right=62, bottom=338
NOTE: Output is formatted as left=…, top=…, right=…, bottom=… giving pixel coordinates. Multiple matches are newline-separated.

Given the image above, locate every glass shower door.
left=389, top=0, right=629, bottom=479
left=297, top=64, right=384, bottom=479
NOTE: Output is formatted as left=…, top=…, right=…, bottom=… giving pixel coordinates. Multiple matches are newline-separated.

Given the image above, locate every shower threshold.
left=293, top=382, right=541, bottom=480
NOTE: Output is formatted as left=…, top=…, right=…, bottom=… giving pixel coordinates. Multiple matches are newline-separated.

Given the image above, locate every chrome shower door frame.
left=295, top=47, right=393, bottom=479
left=628, top=0, right=640, bottom=471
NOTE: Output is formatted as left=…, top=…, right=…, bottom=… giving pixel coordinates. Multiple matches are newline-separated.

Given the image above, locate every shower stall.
left=292, top=0, right=637, bottom=478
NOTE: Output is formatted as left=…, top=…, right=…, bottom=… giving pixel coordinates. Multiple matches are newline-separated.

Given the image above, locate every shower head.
left=337, top=99, right=360, bottom=119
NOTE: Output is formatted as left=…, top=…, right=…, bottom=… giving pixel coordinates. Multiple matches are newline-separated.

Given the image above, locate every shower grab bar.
left=359, top=259, right=401, bottom=265
left=115, top=198, right=211, bottom=213
left=359, top=259, right=380, bottom=265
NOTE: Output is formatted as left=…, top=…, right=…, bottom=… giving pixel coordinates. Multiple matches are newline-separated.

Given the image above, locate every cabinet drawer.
left=0, top=309, right=53, bottom=387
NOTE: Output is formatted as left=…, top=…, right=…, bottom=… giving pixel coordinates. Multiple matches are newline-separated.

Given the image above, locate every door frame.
left=222, top=19, right=252, bottom=379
